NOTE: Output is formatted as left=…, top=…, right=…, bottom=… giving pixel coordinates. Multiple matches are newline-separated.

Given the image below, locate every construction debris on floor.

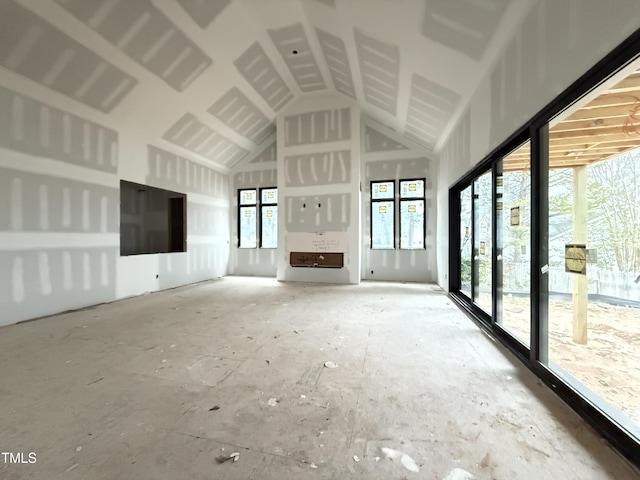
left=0, top=277, right=638, bottom=479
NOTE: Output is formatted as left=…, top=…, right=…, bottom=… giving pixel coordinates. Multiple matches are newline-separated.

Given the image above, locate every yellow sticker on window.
left=267, top=191, right=274, bottom=198
left=409, top=184, right=416, bottom=191
left=379, top=206, right=387, bottom=213
left=266, top=210, right=273, bottom=217
left=244, top=210, right=252, bottom=217
left=246, top=193, right=253, bottom=199
left=408, top=205, right=416, bottom=213
left=379, top=185, right=387, bottom=192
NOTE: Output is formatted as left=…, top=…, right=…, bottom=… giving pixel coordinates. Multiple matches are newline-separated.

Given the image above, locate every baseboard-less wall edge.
left=227, top=273, right=277, bottom=278
left=6, top=276, right=224, bottom=328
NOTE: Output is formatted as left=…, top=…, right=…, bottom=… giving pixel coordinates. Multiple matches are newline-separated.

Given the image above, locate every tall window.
left=371, top=180, right=395, bottom=249
left=260, top=187, right=278, bottom=248
left=370, top=178, right=426, bottom=250
left=399, top=178, right=425, bottom=249
left=238, top=187, right=277, bottom=248
left=238, top=189, right=257, bottom=248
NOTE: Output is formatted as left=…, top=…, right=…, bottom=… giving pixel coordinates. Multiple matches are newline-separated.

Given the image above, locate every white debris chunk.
left=443, top=468, right=475, bottom=480
left=381, top=447, right=420, bottom=473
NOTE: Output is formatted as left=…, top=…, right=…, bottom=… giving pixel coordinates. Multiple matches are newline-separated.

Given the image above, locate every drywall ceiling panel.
left=422, top=0, right=511, bottom=60
left=364, top=125, right=409, bottom=153
left=314, top=0, right=335, bottom=6
left=268, top=23, right=326, bottom=92
left=54, top=0, right=212, bottom=92
left=405, top=73, right=460, bottom=149
left=0, top=0, right=136, bottom=113
left=354, top=29, right=400, bottom=115
left=234, top=41, right=294, bottom=112
left=315, top=28, right=356, bottom=99
left=250, top=140, right=277, bottom=163
left=208, top=87, right=274, bottom=144
left=163, top=113, right=248, bottom=168
left=174, top=0, right=231, bottom=29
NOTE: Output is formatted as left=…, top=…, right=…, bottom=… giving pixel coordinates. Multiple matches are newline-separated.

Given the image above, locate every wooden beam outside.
left=551, top=116, right=631, bottom=133
left=578, top=92, right=640, bottom=110
left=607, top=73, right=640, bottom=94
left=548, top=132, right=640, bottom=147
left=572, top=166, right=588, bottom=345
left=565, top=105, right=640, bottom=121
left=549, top=125, right=640, bottom=139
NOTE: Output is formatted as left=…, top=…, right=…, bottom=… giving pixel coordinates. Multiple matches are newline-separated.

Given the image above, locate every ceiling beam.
left=549, top=126, right=640, bottom=140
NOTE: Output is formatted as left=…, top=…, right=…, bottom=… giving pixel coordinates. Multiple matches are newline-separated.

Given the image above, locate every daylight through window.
left=370, top=179, right=426, bottom=250
left=371, top=180, right=395, bottom=249
left=399, top=179, right=426, bottom=249
left=238, top=187, right=277, bottom=249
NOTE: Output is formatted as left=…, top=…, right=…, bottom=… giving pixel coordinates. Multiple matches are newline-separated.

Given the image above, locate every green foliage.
left=461, top=257, right=471, bottom=285
left=587, top=152, right=640, bottom=272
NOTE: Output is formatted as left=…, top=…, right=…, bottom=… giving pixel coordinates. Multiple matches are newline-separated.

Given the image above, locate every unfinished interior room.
left=1, top=0, right=639, bottom=478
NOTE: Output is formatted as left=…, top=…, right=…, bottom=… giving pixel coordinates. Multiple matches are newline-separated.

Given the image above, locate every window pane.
left=240, top=189, right=257, bottom=205
left=497, top=140, right=531, bottom=346
left=261, top=206, right=278, bottom=248
left=261, top=188, right=277, bottom=204
left=372, top=181, right=394, bottom=199
left=371, top=200, right=394, bottom=249
left=400, top=179, right=424, bottom=198
left=543, top=60, right=640, bottom=434
left=473, top=172, right=492, bottom=314
left=460, top=185, right=472, bottom=297
left=239, top=206, right=257, bottom=248
left=400, top=199, right=424, bottom=249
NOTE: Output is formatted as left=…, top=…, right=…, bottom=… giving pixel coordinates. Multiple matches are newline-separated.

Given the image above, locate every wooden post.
left=573, top=166, right=588, bottom=344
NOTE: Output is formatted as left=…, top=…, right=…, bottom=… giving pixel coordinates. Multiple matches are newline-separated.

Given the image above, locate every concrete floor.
left=1, top=277, right=639, bottom=480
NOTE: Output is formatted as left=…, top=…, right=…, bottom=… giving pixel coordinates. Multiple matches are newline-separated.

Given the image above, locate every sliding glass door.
left=449, top=37, right=640, bottom=463
left=473, top=172, right=493, bottom=314
left=542, top=61, right=640, bottom=434
left=459, top=185, right=472, bottom=298
left=496, top=141, right=532, bottom=346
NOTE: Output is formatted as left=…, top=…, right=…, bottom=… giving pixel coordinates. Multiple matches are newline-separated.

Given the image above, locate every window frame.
left=259, top=186, right=278, bottom=249
left=447, top=29, right=640, bottom=468
left=237, top=187, right=278, bottom=249
left=370, top=179, right=396, bottom=250
left=399, top=177, right=426, bottom=250
left=237, top=188, right=258, bottom=249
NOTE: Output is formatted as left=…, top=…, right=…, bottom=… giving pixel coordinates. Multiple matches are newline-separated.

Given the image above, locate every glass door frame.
left=450, top=176, right=493, bottom=326
left=448, top=29, right=640, bottom=466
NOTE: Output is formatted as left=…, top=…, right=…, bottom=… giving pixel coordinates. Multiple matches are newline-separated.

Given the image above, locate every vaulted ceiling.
left=0, top=0, right=532, bottom=172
